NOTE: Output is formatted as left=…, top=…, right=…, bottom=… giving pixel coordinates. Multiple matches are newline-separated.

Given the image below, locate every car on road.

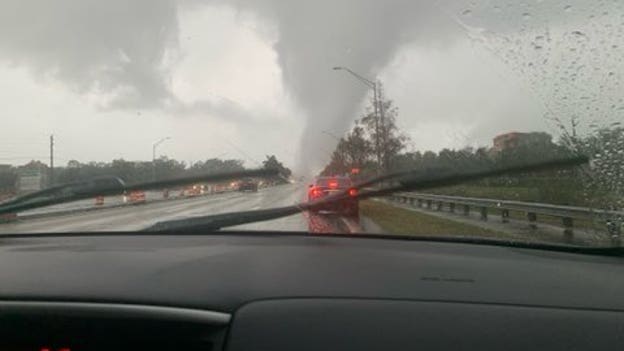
left=238, top=178, right=259, bottom=192
left=123, top=190, right=146, bottom=205
left=308, top=176, right=358, bottom=217
left=182, top=184, right=204, bottom=197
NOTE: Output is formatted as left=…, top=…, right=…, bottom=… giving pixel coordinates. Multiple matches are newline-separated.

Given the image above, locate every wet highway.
left=0, top=184, right=362, bottom=234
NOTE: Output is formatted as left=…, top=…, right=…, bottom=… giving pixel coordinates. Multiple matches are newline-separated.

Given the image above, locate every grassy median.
left=360, top=200, right=507, bottom=238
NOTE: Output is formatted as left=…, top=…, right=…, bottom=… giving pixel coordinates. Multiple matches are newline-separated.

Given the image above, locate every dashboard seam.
left=0, top=300, right=231, bottom=325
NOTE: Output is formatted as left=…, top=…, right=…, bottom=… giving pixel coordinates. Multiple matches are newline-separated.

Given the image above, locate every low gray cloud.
left=0, top=0, right=179, bottom=109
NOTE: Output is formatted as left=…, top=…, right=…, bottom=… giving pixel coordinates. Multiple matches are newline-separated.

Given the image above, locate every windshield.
left=0, top=0, right=622, bottom=248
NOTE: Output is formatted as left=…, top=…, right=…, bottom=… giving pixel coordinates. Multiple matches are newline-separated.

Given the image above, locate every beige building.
left=492, top=132, right=552, bottom=152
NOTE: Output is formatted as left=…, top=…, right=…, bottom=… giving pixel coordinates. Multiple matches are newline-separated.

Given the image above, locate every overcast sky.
left=0, top=0, right=621, bottom=174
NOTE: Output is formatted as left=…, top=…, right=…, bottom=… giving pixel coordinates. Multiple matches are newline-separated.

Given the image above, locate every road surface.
left=0, top=184, right=361, bottom=234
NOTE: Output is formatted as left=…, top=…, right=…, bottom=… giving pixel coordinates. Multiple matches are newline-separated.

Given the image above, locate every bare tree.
left=361, top=85, right=408, bottom=172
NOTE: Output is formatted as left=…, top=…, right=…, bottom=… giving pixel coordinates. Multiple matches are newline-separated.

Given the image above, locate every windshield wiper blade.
left=0, top=176, right=127, bottom=206
left=144, top=155, right=588, bottom=232
left=0, top=168, right=279, bottom=216
left=146, top=205, right=302, bottom=232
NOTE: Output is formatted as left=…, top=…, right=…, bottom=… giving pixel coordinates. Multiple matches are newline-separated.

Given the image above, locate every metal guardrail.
left=389, top=192, right=623, bottom=241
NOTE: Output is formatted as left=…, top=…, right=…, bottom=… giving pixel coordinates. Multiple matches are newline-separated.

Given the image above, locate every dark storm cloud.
left=198, top=0, right=461, bottom=172
left=2, top=0, right=618, bottom=172
left=0, top=0, right=179, bottom=108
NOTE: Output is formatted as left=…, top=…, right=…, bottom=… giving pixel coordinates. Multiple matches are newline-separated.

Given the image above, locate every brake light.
left=328, top=179, right=339, bottom=189
left=309, top=187, right=323, bottom=198
left=348, top=188, right=358, bottom=197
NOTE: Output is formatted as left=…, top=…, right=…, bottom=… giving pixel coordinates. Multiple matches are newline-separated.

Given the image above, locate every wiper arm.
left=0, top=169, right=279, bottom=216
left=144, top=155, right=588, bottom=232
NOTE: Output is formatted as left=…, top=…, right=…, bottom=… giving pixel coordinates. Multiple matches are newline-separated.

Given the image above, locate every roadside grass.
left=360, top=200, right=508, bottom=238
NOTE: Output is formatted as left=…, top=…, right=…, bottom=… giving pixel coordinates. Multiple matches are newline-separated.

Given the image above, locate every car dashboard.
left=0, top=232, right=622, bottom=351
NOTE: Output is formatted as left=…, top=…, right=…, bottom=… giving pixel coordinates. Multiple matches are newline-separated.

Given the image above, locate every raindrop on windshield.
left=462, top=0, right=624, bottom=238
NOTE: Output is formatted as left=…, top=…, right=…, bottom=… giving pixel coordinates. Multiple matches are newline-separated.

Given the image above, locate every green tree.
left=361, top=89, right=408, bottom=172
left=262, top=155, right=292, bottom=178
left=189, top=159, right=245, bottom=175
left=0, top=166, right=17, bottom=194
left=153, top=156, right=187, bottom=181
left=341, top=122, right=372, bottom=168
left=321, top=146, right=349, bottom=176
left=321, top=122, right=373, bottom=176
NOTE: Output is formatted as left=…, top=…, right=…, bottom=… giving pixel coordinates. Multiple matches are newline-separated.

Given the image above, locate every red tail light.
left=309, top=187, right=323, bottom=199
left=328, top=179, right=339, bottom=189
left=348, top=188, right=358, bottom=197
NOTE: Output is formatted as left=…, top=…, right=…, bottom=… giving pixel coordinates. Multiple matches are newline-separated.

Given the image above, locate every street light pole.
left=152, top=137, right=171, bottom=181
left=332, top=66, right=382, bottom=171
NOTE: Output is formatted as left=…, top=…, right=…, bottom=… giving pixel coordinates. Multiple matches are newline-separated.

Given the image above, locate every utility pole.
left=332, top=66, right=383, bottom=173
left=49, top=134, right=54, bottom=186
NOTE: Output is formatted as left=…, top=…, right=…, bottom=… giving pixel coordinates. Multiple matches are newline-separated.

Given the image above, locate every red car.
left=307, top=176, right=359, bottom=217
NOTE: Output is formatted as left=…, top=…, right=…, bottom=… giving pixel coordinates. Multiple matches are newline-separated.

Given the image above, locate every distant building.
left=492, top=132, right=552, bottom=152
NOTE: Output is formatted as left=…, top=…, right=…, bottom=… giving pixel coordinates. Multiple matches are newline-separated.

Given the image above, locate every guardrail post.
left=436, top=202, right=443, bottom=211
left=417, top=199, right=422, bottom=207
left=562, top=217, right=574, bottom=238
left=449, top=203, right=455, bottom=213
left=426, top=200, right=432, bottom=209
left=463, top=205, right=470, bottom=216
left=527, top=212, right=537, bottom=230
left=480, top=207, right=488, bottom=221
left=501, top=209, right=509, bottom=223
left=607, top=219, right=622, bottom=246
